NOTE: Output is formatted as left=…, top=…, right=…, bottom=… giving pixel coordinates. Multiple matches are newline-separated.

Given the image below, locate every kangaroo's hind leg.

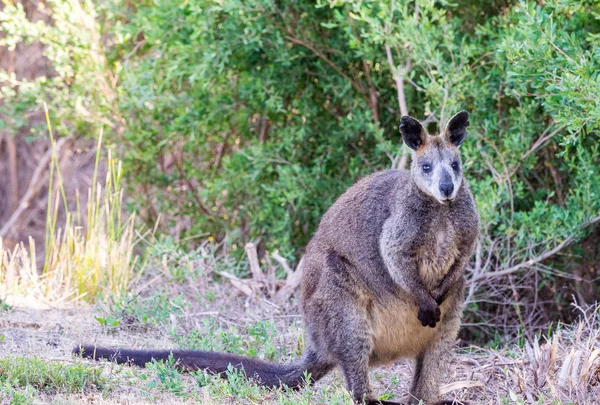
left=407, top=292, right=463, bottom=404
left=303, top=251, right=384, bottom=404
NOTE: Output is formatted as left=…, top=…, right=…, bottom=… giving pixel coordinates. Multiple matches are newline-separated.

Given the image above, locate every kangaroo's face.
left=399, top=111, right=470, bottom=204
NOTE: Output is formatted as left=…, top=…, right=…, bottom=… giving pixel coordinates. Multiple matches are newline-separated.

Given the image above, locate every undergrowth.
left=0, top=112, right=149, bottom=304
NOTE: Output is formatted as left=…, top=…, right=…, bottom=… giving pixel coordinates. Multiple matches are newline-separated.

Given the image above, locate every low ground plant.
left=0, top=357, right=109, bottom=394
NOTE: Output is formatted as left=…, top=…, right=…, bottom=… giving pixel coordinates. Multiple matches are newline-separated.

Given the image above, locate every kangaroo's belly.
left=368, top=241, right=463, bottom=365
left=368, top=297, right=451, bottom=365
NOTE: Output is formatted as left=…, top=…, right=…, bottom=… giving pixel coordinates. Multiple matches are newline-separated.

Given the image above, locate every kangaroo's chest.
left=417, top=219, right=459, bottom=289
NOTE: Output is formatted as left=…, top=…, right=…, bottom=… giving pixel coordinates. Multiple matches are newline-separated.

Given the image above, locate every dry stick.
left=274, top=254, right=304, bottom=303
left=474, top=213, right=600, bottom=281
left=271, top=251, right=293, bottom=275
left=4, top=134, right=19, bottom=212
left=0, top=136, right=5, bottom=218
left=506, top=123, right=567, bottom=180
left=0, top=137, right=71, bottom=239
left=169, top=147, right=211, bottom=217
left=285, top=35, right=370, bottom=109
left=544, top=148, right=566, bottom=206
left=245, top=242, right=264, bottom=280
left=384, top=4, right=417, bottom=171
left=362, top=60, right=380, bottom=123
left=385, top=42, right=410, bottom=170
left=213, top=140, right=227, bottom=169
left=465, top=239, right=483, bottom=305
left=213, top=131, right=231, bottom=169
left=258, top=116, right=270, bottom=143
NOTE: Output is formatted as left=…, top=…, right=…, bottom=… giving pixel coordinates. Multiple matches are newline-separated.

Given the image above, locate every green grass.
left=0, top=382, right=35, bottom=405
left=0, top=353, right=391, bottom=405
left=141, top=354, right=186, bottom=396
left=0, top=298, right=11, bottom=312
left=171, top=318, right=283, bottom=360
left=96, top=288, right=189, bottom=332
left=0, top=357, right=109, bottom=394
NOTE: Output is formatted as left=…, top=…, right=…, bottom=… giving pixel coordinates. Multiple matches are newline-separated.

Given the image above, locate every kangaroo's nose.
left=440, top=183, right=454, bottom=198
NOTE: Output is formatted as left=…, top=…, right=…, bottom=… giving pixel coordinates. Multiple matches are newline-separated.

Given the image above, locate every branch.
left=271, top=251, right=293, bottom=275
left=473, top=213, right=600, bottom=281
left=169, top=147, right=212, bottom=217
left=362, top=60, right=380, bottom=123
left=385, top=43, right=411, bottom=170
left=384, top=4, right=418, bottom=170
left=505, top=123, right=567, bottom=180
left=285, top=35, right=364, bottom=96
left=213, top=132, right=230, bottom=170
left=274, top=254, right=304, bottom=303
left=0, top=137, right=72, bottom=239
left=245, top=242, right=264, bottom=280
left=258, top=116, right=270, bottom=143
left=385, top=42, right=409, bottom=117
left=4, top=134, right=19, bottom=212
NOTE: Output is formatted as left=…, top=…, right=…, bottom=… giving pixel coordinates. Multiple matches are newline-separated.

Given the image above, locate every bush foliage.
left=2, top=0, right=599, bottom=341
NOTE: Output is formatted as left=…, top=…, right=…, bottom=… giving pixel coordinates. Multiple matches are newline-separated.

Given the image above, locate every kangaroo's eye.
left=422, top=164, right=432, bottom=173
left=451, top=161, right=460, bottom=171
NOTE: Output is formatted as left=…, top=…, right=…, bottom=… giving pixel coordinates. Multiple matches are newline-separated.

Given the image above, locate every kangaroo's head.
left=399, top=111, right=470, bottom=204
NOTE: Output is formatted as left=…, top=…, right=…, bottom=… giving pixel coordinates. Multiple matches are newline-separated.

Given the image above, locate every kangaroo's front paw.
left=417, top=302, right=440, bottom=327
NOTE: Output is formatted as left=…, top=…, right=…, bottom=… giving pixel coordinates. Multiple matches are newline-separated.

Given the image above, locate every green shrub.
left=110, top=0, right=600, bottom=259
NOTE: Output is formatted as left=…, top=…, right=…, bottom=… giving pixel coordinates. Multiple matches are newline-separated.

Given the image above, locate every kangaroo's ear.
left=399, top=116, right=427, bottom=150
left=444, top=110, right=470, bottom=147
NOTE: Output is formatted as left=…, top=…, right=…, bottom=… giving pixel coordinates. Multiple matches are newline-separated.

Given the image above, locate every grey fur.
left=74, top=112, right=478, bottom=405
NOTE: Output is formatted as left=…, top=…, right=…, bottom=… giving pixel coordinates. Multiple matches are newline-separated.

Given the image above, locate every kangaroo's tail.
left=73, top=345, right=330, bottom=389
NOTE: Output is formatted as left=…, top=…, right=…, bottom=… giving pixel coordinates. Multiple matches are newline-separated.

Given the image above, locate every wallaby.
left=74, top=111, right=479, bottom=405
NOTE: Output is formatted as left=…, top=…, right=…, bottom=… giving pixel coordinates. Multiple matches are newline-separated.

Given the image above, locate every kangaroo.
left=74, top=111, right=479, bottom=405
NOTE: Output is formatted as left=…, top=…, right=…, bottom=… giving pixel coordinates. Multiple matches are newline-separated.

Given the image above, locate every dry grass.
left=0, top=128, right=145, bottom=305
left=450, top=306, right=600, bottom=403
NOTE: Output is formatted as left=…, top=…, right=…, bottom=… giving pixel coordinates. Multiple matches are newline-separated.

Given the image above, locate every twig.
left=385, top=41, right=409, bottom=117
left=213, top=132, right=230, bottom=169
left=0, top=137, right=71, bottom=239
left=258, top=116, right=270, bottom=143
left=271, top=251, right=293, bottom=275
left=169, top=147, right=211, bottom=217
left=274, top=255, right=304, bottom=303
left=385, top=41, right=410, bottom=170
left=285, top=35, right=363, bottom=95
left=4, top=133, right=19, bottom=212
left=474, top=213, right=600, bottom=281
left=245, top=242, right=264, bottom=280
left=507, top=124, right=567, bottom=179
left=543, top=148, right=565, bottom=206
left=522, top=124, right=566, bottom=161
left=362, top=60, right=380, bottom=123
left=384, top=3, right=419, bottom=170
